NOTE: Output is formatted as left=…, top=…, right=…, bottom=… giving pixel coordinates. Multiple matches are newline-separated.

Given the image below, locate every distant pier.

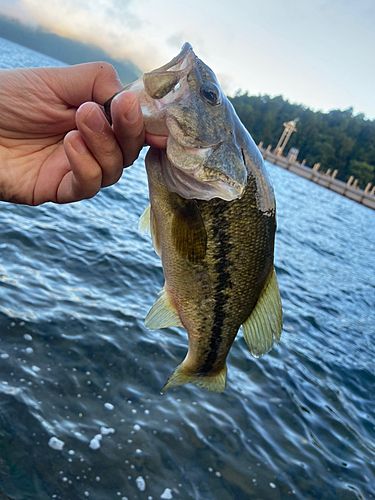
left=259, top=144, right=375, bottom=210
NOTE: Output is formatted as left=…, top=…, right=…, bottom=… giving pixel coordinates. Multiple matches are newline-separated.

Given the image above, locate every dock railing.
left=258, top=144, right=375, bottom=210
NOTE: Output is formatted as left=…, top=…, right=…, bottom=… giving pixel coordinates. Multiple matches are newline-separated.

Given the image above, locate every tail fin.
left=162, top=363, right=227, bottom=393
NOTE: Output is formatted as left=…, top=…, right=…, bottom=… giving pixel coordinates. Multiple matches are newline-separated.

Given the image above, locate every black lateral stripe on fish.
left=200, top=202, right=233, bottom=374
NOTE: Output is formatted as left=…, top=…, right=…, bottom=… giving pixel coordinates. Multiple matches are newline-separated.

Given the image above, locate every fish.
left=105, top=43, right=282, bottom=392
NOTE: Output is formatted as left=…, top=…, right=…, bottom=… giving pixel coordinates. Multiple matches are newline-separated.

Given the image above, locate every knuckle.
left=102, top=170, right=122, bottom=188
left=83, top=166, right=102, bottom=185
left=95, top=61, right=117, bottom=77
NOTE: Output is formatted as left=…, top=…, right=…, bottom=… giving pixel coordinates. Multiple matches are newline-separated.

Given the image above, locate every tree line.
left=229, top=93, right=375, bottom=189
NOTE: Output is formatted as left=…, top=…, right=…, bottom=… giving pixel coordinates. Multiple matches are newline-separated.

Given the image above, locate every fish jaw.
left=160, top=137, right=246, bottom=201
left=120, top=43, right=196, bottom=137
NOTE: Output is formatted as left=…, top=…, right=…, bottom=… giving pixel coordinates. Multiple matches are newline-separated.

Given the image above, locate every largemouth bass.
left=105, top=43, right=282, bottom=392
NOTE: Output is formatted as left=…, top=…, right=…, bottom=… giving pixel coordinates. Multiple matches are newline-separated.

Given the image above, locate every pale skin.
left=0, top=62, right=167, bottom=205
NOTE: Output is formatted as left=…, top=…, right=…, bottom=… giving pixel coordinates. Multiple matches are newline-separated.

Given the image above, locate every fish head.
left=135, top=43, right=249, bottom=201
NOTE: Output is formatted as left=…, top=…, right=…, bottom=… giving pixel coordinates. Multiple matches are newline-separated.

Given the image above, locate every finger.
left=76, top=102, right=124, bottom=187
left=111, top=91, right=145, bottom=167
left=43, top=62, right=123, bottom=107
left=145, top=133, right=168, bottom=149
left=59, top=130, right=103, bottom=203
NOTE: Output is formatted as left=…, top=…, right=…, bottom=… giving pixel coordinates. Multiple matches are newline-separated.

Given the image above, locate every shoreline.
left=259, top=145, right=375, bottom=210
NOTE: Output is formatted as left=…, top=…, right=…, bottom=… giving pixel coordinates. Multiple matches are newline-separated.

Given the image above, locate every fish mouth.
left=173, top=143, right=245, bottom=192
left=161, top=152, right=244, bottom=201
left=163, top=115, right=246, bottom=200
left=161, top=137, right=245, bottom=201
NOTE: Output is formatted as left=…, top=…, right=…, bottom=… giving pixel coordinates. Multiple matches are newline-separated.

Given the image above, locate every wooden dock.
left=259, top=146, right=375, bottom=210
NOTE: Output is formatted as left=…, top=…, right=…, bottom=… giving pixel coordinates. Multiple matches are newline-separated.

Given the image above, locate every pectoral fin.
left=170, top=194, right=207, bottom=263
left=138, top=205, right=151, bottom=234
left=145, top=288, right=182, bottom=329
left=138, top=204, right=161, bottom=256
left=242, top=268, right=283, bottom=357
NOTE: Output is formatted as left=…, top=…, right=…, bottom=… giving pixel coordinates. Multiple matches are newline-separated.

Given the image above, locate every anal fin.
left=242, top=268, right=283, bottom=357
left=145, top=288, right=182, bottom=329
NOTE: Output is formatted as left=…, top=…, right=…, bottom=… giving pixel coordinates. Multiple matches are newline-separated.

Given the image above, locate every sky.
left=1, top=0, right=374, bottom=118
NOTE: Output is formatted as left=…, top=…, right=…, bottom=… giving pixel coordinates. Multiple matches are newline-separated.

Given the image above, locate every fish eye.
left=200, top=83, right=221, bottom=105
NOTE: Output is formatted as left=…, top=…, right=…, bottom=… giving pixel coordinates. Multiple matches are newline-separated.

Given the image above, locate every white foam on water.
left=24, top=334, right=33, bottom=341
left=160, top=488, right=173, bottom=499
left=25, top=347, right=33, bottom=354
left=0, top=353, right=9, bottom=359
left=133, top=424, right=141, bottom=431
left=100, top=426, right=115, bottom=435
left=89, top=434, right=102, bottom=450
left=48, top=437, right=65, bottom=451
left=104, top=402, right=114, bottom=410
left=136, top=476, right=146, bottom=492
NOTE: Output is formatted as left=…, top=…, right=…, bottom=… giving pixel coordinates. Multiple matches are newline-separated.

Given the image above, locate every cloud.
left=3, top=0, right=167, bottom=70
left=0, top=0, right=35, bottom=25
left=0, top=0, right=373, bottom=117
left=216, top=73, right=239, bottom=96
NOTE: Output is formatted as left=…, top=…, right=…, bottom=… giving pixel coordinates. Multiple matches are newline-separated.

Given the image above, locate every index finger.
left=42, top=62, right=123, bottom=107
left=110, top=91, right=145, bottom=167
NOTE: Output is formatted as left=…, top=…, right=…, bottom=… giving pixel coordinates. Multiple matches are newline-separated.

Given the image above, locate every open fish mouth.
left=161, top=141, right=245, bottom=201
left=163, top=114, right=247, bottom=200
left=166, top=167, right=245, bottom=201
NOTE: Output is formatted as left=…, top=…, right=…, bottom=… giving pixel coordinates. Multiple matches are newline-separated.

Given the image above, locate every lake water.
left=0, top=37, right=374, bottom=500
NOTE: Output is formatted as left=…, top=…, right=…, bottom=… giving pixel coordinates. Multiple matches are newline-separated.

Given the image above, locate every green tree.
left=229, top=93, right=375, bottom=189
left=348, top=160, right=375, bottom=187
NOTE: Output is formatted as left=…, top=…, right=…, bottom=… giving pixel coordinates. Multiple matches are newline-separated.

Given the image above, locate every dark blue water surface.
left=0, top=38, right=374, bottom=500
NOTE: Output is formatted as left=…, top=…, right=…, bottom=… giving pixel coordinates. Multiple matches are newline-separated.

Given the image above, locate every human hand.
left=0, top=62, right=166, bottom=205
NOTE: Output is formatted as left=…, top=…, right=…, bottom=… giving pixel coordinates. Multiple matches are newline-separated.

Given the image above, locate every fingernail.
left=85, top=106, right=105, bottom=133
left=125, top=97, right=140, bottom=123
